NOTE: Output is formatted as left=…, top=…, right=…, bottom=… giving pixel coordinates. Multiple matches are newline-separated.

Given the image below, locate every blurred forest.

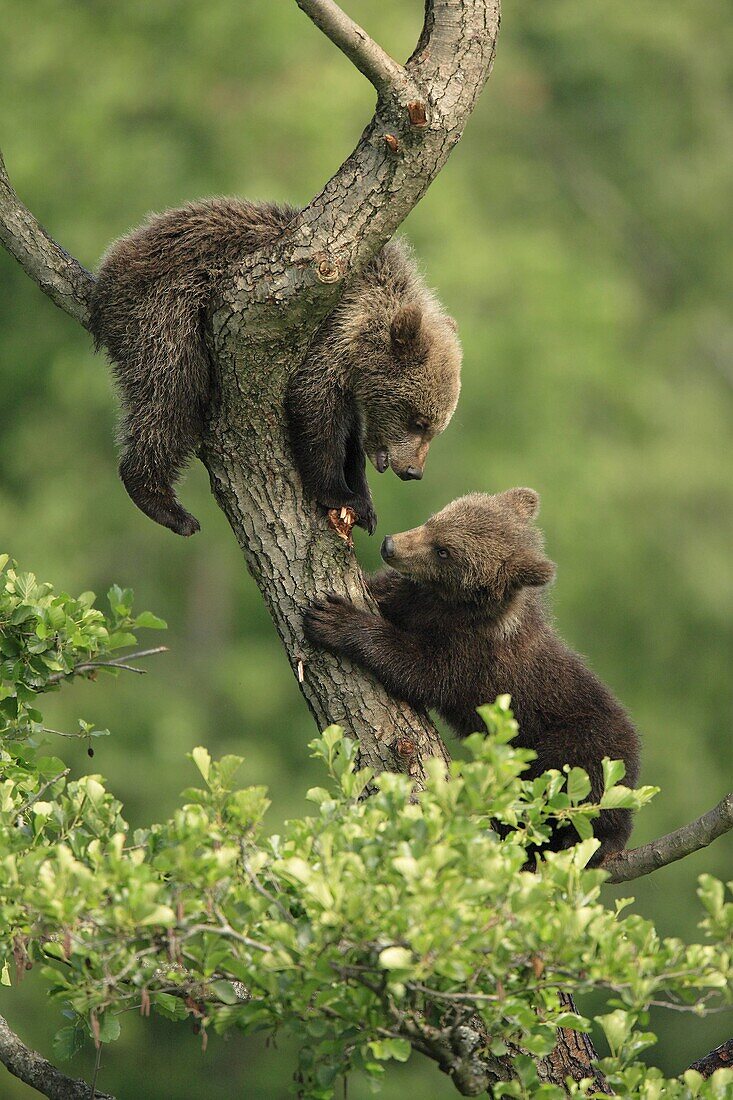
left=0, top=1, right=731, bottom=1096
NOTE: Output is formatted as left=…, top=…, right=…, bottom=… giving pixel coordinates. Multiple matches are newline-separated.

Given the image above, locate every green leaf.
left=210, top=980, right=240, bottom=1005
left=305, top=787, right=332, bottom=805
left=602, top=758, right=627, bottom=789
left=107, top=585, right=134, bottom=615
left=378, top=946, right=412, bottom=971
left=191, top=746, right=211, bottom=783
left=565, top=767, right=591, bottom=803
left=698, top=875, right=725, bottom=917
left=134, top=611, right=167, bottom=630
left=106, top=632, right=138, bottom=651
left=42, top=941, right=69, bottom=962
left=599, top=785, right=638, bottom=810
left=368, top=1038, right=411, bottom=1062
left=139, top=905, right=177, bottom=927
left=53, top=1026, right=85, bottom=1062
left=13, top=572, right=38, bottom=601
left=217, top=754, right=244, bottom=790
left=597, top=1010, right=632, bottom=1053
left=572, top=813, right=594, bottom=841
left=96, top=1014, right=121, bottom=1044
left=152, top=993, right=189, bottom=1022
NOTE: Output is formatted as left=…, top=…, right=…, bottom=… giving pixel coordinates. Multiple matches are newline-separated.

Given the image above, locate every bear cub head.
left=380, top=488, right=556, bottom=609
left=352, top=302, right=462, bottom=484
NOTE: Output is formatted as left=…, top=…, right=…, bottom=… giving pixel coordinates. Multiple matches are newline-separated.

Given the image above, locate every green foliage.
left=0, top=555, right=165, bottom=747
left=1, top=570, right=731, bottom=1098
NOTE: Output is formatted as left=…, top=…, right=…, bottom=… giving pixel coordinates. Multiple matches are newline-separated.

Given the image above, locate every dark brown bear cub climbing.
left=89, top=198, right=461, bottom=536
left=304, top=489, right=641, bottom=865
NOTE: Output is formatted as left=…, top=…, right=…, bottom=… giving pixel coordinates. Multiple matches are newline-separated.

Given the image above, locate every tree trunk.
left=202, top=271, right=450, bottom=778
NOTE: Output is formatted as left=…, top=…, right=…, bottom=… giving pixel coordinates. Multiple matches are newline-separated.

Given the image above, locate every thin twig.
left=240, top=840, right=295, bottom=924
left=89, top=1044, right=102, bottom=1100
left=182, top=923, right=272, bottom=954
left=605, top=792, right=733, bottom=883
left=294, top=0, right=418, bottom=103
left=47, top=647, right=168, bottom=684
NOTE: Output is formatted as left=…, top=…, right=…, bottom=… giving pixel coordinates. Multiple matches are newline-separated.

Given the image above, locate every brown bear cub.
left=90, top=199, right=461, bottom=536
left=304, top=489, right=641, bottom=864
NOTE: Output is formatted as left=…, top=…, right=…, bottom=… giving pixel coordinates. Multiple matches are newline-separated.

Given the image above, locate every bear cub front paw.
left=303, top=594, right=361, bottom=653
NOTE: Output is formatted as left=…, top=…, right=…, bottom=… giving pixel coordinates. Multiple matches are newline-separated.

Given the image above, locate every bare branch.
left=689, top=1038, right=733, bottom=1079
left=605, top=792, right=733, bottom=884
left=0, top=1014, right=114, bottom=1100
left=0, top=148, right=95, bottom=329
left=47, top=647, right=169, bottom=685
left=294, top=0, right=417, bottom=103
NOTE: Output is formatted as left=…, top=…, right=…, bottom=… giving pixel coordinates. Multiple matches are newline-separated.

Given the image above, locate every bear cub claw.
left=303, top=594, right=357, bottom=651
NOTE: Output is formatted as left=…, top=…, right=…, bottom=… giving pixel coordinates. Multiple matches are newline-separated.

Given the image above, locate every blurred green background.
left=1, top=1, right=731, bottom=1096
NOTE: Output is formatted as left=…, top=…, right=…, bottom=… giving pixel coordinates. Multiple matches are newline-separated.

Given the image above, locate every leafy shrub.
left=1, top=558, right=731, bottom=1098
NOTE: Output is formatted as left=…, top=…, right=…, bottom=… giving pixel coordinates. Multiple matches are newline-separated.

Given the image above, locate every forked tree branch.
left=0, top=150, right=94, bottom=329
left=294, top=0, right=418, bottom=103
left=0, top=1014, right=114, bottom=1100
left=605, top=792, right=733, bottom=884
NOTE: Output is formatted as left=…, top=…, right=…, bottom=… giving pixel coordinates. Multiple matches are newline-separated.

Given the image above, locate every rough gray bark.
left=0, top=1015, right=113, bottom=1100
left=537, top=994, right=612, bottom=1094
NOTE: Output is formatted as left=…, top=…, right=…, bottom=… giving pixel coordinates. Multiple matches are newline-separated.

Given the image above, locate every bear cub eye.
left=435, top=546, right=450, bottom=560
left=412, top=417, right=430, bottom=434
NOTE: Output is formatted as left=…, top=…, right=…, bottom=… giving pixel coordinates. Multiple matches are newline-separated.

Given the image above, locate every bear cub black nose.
left=381, top=536, right=395, bottom=560
left=401, top=466, right=423, bottom=481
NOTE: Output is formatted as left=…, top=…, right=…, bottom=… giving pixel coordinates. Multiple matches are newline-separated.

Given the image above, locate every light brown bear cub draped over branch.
left=305, top=488, right=641, bottom=865
left=89, top=199, right=462, bottom=536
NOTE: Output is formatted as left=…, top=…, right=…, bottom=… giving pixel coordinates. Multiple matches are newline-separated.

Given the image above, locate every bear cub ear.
left=391, top=303, right=423, bottom=352
left=503, top=487, right=541, bottom=520
left=513, top=552, right=556, bottom=589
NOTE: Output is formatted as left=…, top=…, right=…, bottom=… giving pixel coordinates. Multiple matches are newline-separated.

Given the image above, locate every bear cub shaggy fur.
left=90, top=199, right=462, bottom=536
left=304, top=488, right=641, bottom=864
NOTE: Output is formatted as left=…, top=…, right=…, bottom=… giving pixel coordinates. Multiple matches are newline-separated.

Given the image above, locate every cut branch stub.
left=407, top=100, right=429, bottom=128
